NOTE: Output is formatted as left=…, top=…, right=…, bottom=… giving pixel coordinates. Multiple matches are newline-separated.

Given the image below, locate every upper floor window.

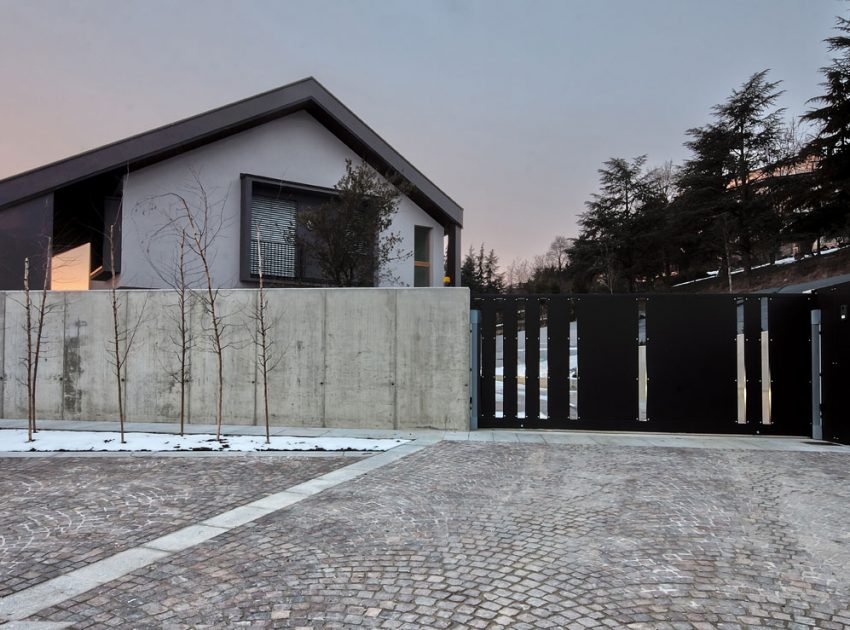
left=250, top=195, right=296, bottom=279
left=240, top=174, right=339, bottom=285
left=414, top=225, right=431, bottom=287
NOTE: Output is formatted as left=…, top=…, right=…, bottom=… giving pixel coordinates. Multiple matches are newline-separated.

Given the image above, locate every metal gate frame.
left=472, top=293, right=814, bottom=435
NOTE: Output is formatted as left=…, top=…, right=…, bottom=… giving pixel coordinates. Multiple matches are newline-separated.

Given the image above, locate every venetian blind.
left=250, top=196, right=297, bottom=278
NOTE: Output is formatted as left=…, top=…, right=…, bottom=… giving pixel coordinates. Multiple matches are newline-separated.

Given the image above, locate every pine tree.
left=461, top=244, right=504, bottom=294
left=574, top=156, right=653, bottom=292
left=802, top=15, right=850, bottom=241
left=674, top=71, right=785, bottom=278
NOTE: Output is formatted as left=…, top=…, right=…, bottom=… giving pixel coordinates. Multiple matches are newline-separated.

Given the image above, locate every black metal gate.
left=815, top=281, right=850, bottom=444
left=472, top=293, right=813, bottom=435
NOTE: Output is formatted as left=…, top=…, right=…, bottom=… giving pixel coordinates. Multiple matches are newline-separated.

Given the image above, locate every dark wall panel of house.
left=767, top=295, right=812, bottom=436
left=576, top=296, right=638, bottom=426
left=647, top=296, right=738, bottom=432
left=817, top=283, right=850, bottom=445
left=0, top=194, right=53, bottom=290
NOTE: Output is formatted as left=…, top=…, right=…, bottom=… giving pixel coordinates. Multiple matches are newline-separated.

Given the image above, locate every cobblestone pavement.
left=25, top=442, right=850, bottom=628
left=0, top=455, right=350, bottom=597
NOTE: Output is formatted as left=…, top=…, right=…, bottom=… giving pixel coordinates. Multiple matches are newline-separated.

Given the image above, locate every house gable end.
left=0, top=78, right=462, bottom=229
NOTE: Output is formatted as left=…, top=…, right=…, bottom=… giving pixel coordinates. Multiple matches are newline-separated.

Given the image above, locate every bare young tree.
left=546, top=236, right=571, bottom=273
left=169, top=229, right=193, bottom=436
left=251, top=226, right=283, bottom=443
left=106, top=222, right=147, bottom=443
left=136, top=206, right=199, bottom=437
left=21, top=237, right=54, bottom=442
left=137, top=173, right=233, bottom=440
left=160, top=181, right=232, bottom=440
left=505, top=257, right=531, bottom=291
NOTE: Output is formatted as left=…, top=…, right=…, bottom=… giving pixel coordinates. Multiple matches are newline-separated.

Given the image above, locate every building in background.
left=0, top=77, right=463, bottom=291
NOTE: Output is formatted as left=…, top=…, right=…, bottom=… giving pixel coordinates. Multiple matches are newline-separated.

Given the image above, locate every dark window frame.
left=414, top=225, right=432, bottom=287
left=239, top=173, right=338, bottom=284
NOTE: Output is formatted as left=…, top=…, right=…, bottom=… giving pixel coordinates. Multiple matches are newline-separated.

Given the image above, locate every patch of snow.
left=672, top=245, right=846, bottom=288
left=0, top=429, right=408, bottom=452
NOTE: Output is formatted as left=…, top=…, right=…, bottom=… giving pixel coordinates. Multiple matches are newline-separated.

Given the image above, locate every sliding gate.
left=472, top=294, right=813, bottom=435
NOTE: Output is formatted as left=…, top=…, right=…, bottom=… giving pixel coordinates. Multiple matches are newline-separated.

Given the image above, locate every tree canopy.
left=298, top=159, right=407, bottom=287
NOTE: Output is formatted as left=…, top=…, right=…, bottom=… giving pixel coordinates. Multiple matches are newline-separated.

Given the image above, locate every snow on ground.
left=672, top=245, right=845, bottom=287
left=0, top=429, right=408, bottom=452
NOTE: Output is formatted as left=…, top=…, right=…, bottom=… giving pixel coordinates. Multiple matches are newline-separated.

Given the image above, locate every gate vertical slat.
left=646, top=295, right=738, bottom=432
left=767, top=295, right=813, bottom=435
left=577, top=296, right=639, bottom=427
left=480, top=299, right=497, bottom=423
left=743, top=297, right=762, bottom=425
left=548, top=298, right=571, bottom=421
left=525, top=298, right=541, bottom=421
left=503, top=299, right=519, bottom=420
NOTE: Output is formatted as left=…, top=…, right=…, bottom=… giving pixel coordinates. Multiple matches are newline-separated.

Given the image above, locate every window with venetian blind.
left=249, top=195, right=297, bottom=279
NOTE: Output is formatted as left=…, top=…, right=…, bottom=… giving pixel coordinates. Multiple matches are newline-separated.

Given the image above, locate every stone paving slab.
left=0, top=455, right=349, bottom=598
left=27, top=442, right=850, bottom=628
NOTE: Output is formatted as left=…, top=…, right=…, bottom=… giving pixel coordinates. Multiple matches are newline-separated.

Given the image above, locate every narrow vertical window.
left=52, top=242, right=91, bottom=291
left=251, top=196, right=297, bottom=278
left=414, top=225, right=431, bottom=287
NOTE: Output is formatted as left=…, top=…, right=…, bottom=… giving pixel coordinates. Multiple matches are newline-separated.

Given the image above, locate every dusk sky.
left=0, top=0, right=843, bottom=267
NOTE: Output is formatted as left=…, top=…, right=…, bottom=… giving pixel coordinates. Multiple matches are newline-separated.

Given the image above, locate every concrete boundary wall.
left=0, top=288, right=470, bottom=431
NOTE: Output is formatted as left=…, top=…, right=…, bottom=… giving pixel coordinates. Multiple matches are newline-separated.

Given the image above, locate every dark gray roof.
left=0, top=77, right=462, bottom=227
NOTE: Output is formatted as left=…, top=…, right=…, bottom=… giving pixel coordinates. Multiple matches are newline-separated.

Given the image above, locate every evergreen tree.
left=460, top=244, right=504, bottom=294
left=460, top=246, right=479, bottom=291
left=572, top=156, right=661, bottom=292
left=298, top=159, right=407, bottom=286
left=483, top=249, right=505, bottom=293
left=674, top=71, right=785, bottom=279
left=802, top=15, right=850, bottom=242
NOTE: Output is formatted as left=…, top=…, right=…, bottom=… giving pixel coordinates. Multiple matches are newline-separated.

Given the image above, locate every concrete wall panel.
left=2, top=291, right=65, bottom=421
left=0, top=288, right=470, bottom=431
left=124, top=291, right=184, bottom=424
left=187, top=289, right=257, bottom=426
left=62, top=291, right=116, bottom=421
left=260, top=289, right=325, bottom=426
left=0, top=292, right=24, bottom=419
left=395, top=289, right=470, bottom=430
left=324, top=289, right=396, bottom=427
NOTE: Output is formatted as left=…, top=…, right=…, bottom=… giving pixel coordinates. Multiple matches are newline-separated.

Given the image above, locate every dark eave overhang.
left=0, top=77, right=463, bottom=228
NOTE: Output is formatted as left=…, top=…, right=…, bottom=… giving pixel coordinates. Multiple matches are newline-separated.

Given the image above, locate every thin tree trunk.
left=24, top=258, right=33, bottom=442
left=178, top=230, right=187, bottom=437
left=174, top=189, right=225, bottom=441
left=257, top=228, right=271, bottom=444
left=31, top=237, right=52, bottom=434
left=109, top=224, right=126, bottom=443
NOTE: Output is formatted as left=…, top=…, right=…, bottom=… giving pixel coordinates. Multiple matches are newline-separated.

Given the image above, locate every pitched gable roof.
left=0, top=77, right=462, bottom=227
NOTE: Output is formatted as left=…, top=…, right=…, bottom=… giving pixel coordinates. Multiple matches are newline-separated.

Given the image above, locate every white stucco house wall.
left=0, top=77, right=464, bottom=291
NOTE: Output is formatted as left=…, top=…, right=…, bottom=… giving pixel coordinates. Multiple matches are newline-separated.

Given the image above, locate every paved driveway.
left=0, top=455, right=350, bottom=598
left=10, top=441, right=850, bottom=629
